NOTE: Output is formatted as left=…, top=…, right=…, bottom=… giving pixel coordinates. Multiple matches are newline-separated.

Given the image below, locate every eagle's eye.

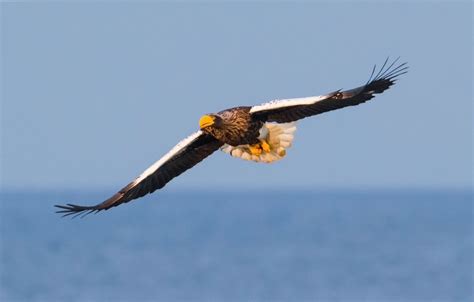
left=199, top=115, right=215, bottom=129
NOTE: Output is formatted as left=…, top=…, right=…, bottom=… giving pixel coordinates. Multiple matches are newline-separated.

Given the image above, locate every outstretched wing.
left=250, top=58, right=408, bottom=123
left=55, top=131, right=223, bottom=217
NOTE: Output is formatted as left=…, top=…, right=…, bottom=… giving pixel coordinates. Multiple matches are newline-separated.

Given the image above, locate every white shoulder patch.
left=133, top=131, right=203, bottom=184
left=249, top=95, right=330, bottom=114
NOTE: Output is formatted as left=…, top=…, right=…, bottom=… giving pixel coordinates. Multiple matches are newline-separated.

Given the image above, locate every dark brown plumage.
left=201, top=107, right=264, bottom=146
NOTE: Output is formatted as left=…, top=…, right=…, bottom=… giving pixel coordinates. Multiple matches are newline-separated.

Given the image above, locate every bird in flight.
left=55, top=58, right=407, bottom=217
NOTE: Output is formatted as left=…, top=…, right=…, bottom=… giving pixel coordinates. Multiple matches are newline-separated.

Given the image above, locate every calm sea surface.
left=0, top=189, right=472, bottom=302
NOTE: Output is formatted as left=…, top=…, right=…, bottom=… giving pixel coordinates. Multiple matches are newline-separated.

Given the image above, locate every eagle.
left=55, top=58, right=407, bottom=217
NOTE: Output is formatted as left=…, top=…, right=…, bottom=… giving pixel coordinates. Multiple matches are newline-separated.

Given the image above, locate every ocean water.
left=0, top=189, right=472, bottom=302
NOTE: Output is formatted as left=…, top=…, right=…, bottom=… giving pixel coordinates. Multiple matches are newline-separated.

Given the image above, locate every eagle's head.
left=199, top=114, right=223, bottom=130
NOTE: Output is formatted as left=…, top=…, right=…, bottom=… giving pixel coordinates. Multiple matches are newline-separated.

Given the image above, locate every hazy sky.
left=2, top=2, right=472, bottom=190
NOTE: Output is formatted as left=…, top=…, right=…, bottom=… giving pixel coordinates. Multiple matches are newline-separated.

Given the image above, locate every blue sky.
left=2, top=2, right=472, bottom=190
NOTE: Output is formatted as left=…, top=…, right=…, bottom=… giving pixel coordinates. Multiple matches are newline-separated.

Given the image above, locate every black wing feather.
left=253, top=58, right=408, bottom=123
left=55, top=133, right=223, bottom=217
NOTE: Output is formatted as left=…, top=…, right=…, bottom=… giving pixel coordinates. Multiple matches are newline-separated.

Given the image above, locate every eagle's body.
left=56, top=58, right=407, bottom=217
left=202, top=106, right=262, bottom=146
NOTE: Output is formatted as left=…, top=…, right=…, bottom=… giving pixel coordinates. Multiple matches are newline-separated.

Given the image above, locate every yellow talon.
left=260, top=140, right=271, bottom=153
left=248, top=144, right=262, bottom=155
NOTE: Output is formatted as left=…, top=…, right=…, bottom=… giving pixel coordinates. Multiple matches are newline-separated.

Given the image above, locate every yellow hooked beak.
left=199, top=115, right=215, bottom=129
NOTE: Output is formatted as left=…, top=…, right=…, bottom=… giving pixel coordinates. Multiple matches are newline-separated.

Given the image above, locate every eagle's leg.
left=248, top=139, right=271, bottom=155
left=260, top=140, right=271, bottom=153
left=248, top=144, right=262, bottom=156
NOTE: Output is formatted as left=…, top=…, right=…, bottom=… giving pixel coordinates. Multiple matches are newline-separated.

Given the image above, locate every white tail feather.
left=220, top=122, right=296, bottom=163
